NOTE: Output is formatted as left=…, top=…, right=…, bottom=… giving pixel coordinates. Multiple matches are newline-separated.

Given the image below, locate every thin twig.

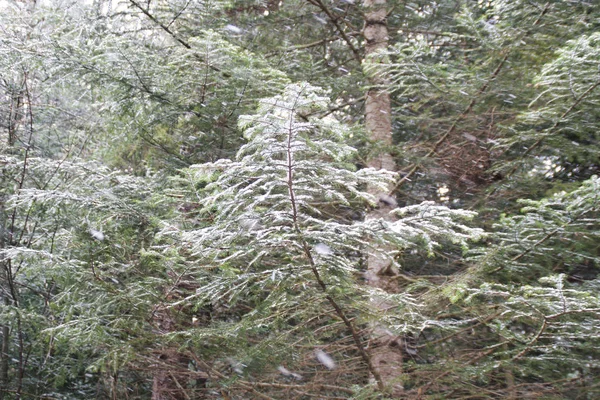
left=303, top=0, right=362, bottom=63
left=416, top=341, right=508, bottom=397
left=284, top=94, right=386, bottom=393
left=395, top=2, right=551, bottom=193
left=128, top=0, right=227, bottom=76
left=394, top=51, right=510, bottom=192
left=416, top=312, right=501, bottom=349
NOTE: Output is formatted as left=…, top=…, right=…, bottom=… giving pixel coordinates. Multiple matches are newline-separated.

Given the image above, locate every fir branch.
left=393, top=2, right=552, bottom=192
left=303, top=0, right=362, bottom=63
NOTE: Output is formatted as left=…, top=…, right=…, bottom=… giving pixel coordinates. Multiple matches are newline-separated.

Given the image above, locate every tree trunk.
left=363, top=0, right=404, bottom=396
left=0, top=310, right=8, bottom=400
left=0, top=196, right=10, bottom=400
left=0, top=148, right=9, bottom=399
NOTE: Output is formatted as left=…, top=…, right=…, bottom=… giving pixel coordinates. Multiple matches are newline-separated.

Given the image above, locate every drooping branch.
left=394, top=2, right=551, bottom=192
left=303, top=0, right=362, bottom=63
left=505, top=78, right=600, bottom=179
left=128, top=0, right=227, bottom=76
left=284, top=32, right=361, bottom=52
left=128, top=0, right=192, bottom=50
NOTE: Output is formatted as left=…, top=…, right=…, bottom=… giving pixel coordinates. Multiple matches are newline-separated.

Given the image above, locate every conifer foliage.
left=1, top=0, right=600, bottom=398
left=163, top=83, right=482, bottom=397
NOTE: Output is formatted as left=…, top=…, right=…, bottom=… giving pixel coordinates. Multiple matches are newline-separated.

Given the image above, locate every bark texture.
left=363, top=0, right=404, bottom=396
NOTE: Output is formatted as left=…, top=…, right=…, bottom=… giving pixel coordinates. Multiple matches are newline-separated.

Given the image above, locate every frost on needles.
left=169, top=83, right=483, bottom=382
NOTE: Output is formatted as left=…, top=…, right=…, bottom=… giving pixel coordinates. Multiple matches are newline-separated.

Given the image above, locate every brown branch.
left=284, top=100, right=385, bottom=392
left=505, top=79, right=600, bottom=179
left=511, top=307, right=600, bottom=361
left=416, top=341, right=508, bottom=397
left=490, top=227, right=562, bottom=273
left=394, top=51, right=510, bottom=191
left=304, top=0, right=362, bottom=63
left=512, top=318, right=547, bottom=361
left=251, top=382, right=356, bottom=395
left=285, top=32, right=361, bottom=51
left=505, top=358, right=517, bottom=400
left=13, top=73, right=36, bottom=396
left=547, top=308, right=600, bottom=320
left=490, top=206, right=597, bottom=273
left=416, top=311, right=501, bottom=349
left=191, top=357, right=276, bottom=400
left=128, top=0, right=226, bottom=75
left=308, top=95, right=366, bottom=118
left=168, top=371, right=192, bottom=400
left=128, top=0, right=191, bottom=49
left=399, top=29, right=457, bottom=37
left=395, top=2, right=552, bottom=192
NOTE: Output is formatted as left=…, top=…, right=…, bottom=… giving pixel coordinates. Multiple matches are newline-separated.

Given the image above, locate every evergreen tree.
left=0, top=0, right=599, bottom=398
left=159, top=83, right=482, bottom=398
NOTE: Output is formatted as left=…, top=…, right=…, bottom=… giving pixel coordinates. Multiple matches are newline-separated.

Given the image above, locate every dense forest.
left=1, top=0, right=599, bottom=398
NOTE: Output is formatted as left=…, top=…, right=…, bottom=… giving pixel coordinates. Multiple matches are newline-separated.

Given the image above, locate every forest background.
left=1, top=0, right=599, bottom=399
